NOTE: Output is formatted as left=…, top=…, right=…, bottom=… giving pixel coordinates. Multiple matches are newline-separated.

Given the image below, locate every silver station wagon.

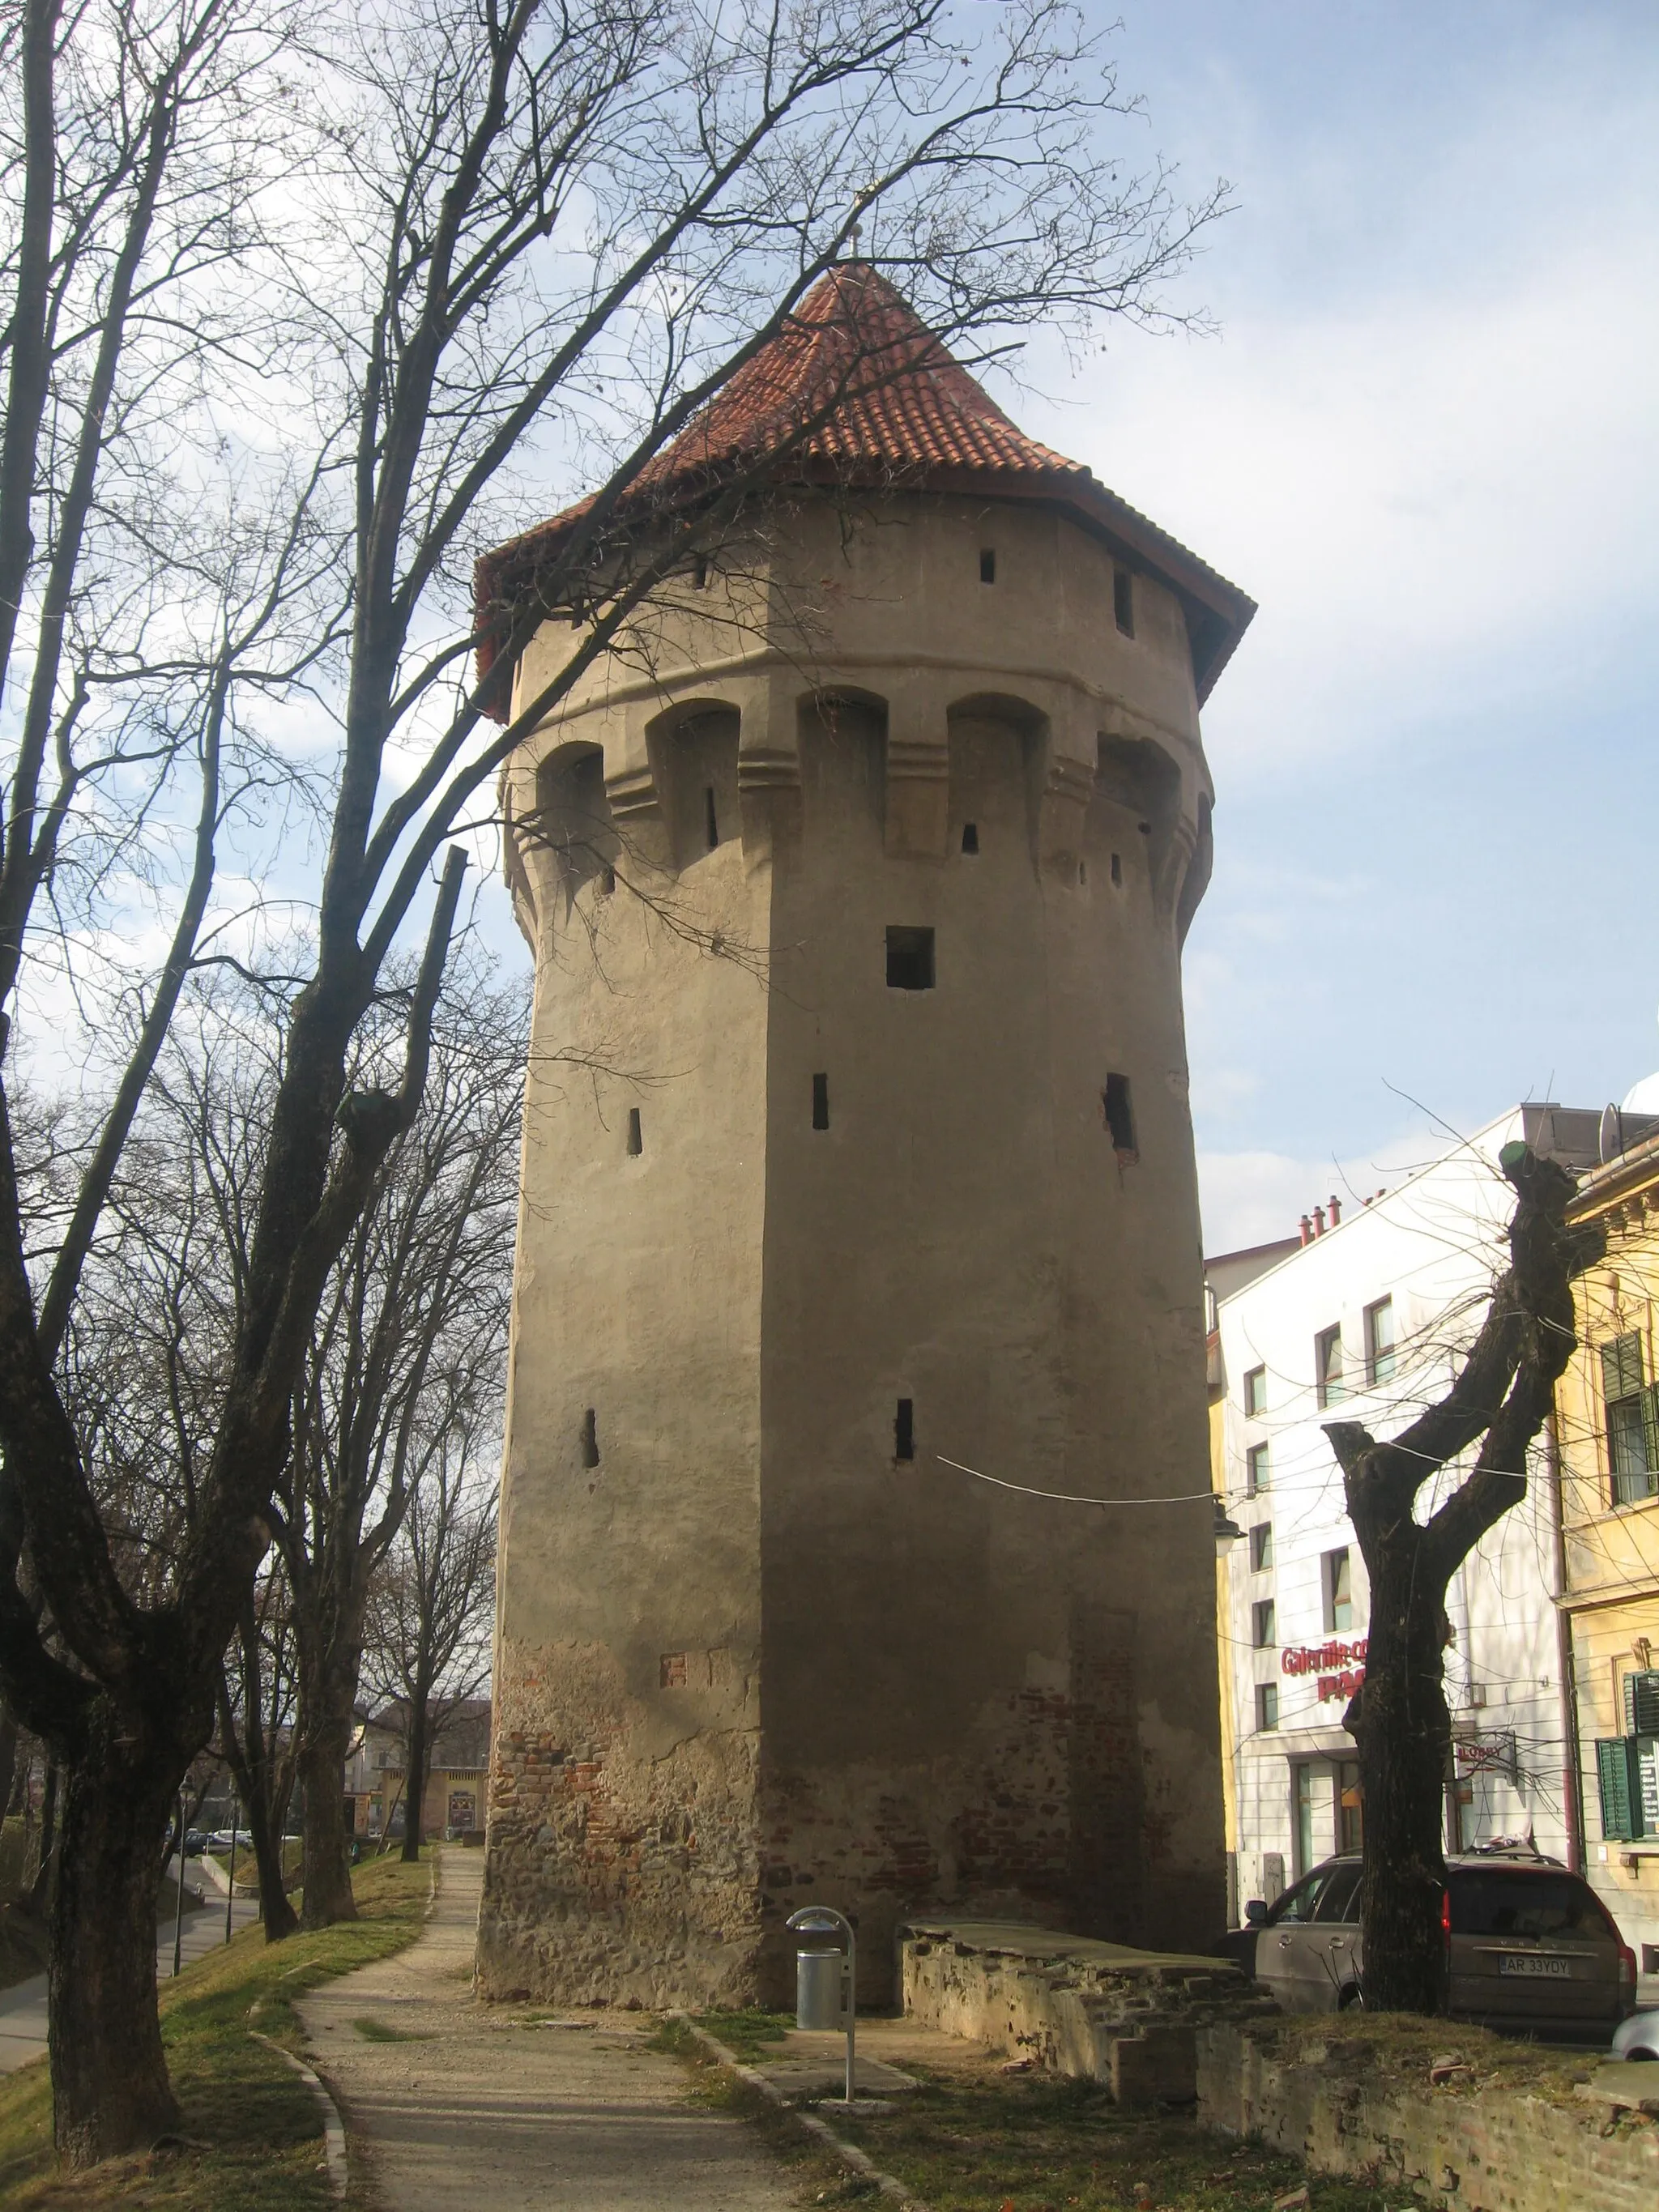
left=1245, top=1852, right=1639, bottom=2037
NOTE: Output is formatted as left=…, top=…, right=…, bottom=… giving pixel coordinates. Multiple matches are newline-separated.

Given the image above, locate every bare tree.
left=364, top=1423, right=497, bottom=1863
left=0, top=0, right=1229, bottom=2159
left=215, top=1560, right=301, bottom=1938
left=1324, top=1144, right=1601, bottom=2013
left=274, top=968, right=522, bottom=1925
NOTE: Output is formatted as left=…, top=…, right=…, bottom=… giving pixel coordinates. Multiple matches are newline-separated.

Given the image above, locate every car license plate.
left=1498, top=1954, right=1571, bottom=1977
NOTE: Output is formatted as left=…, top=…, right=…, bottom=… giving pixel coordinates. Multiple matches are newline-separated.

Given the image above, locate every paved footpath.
left=0, top=1864, right=259, bottom=2075
left=299, top=1848, right=801, bottom=2211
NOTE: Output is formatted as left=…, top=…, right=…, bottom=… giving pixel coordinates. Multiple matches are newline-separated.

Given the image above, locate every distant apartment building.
left=343, top=1699, right=491, bottom=1843
left=1209, top=1103, right=1600, bottom=1918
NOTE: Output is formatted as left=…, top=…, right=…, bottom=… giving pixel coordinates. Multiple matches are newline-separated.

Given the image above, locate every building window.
left=1256, top=1683, right=1279, bottom=1733
left=1316, top=1324, right=1345, bottom=1409
left=1243, top=1365, right=1267, bottom=1417
left=1249, top=1522, right=1273, bottom=1573
left=1323, top=1547, right=1354, bottom=1633
left=1113, top=565, right=1135, bottom=637
left=885, top=926, right=935, bottom=991
left=1252, top=1598, right=1277, bottom=1649
left=1337, top=1759, right=1365, bottom=1854
left=1364, top=1296, right=1395, bottom=1386
left=1246, top=1442, right=1270, bottom=1498
left=1601, top=1332, right=1659, bottom=1506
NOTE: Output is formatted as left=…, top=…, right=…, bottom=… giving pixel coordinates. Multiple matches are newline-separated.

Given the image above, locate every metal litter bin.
left=795, top=1946, right=846, bottom=2031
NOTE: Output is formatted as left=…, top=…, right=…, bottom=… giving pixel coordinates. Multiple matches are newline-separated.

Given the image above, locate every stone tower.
left=476, top=268, right=1255, bottom=2007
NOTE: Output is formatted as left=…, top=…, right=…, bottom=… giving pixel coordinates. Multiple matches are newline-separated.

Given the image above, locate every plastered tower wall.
left=479, top=483, right=1229, bottom=2006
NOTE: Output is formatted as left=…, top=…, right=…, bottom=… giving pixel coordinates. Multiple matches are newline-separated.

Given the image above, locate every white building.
left=1212, top=1103, right=1601, bottom=1912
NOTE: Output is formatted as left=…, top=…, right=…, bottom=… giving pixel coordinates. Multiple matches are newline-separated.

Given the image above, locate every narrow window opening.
left=979, top=548, right=996, bottom=584
left=1102, top=1072, right=1136, bottom=1157
left=579, top=1408, right=600, bottom=1468
left=1249, top=1521, right=1273, bottom=1573
left=692, top=554, right=709, bottom=589
left=1316, top=1324, right=1345, bottom=1409
left=599, top=864, right=616, bottom=897
left=704, top=786, right=719, bottom=850
left=626, top=1106, right=642, bottom=1156
left=1252, top=1597, right=1276, bottom=1649
left=1077, top=860, right=1087, bottom=886
left=885, top=925, right=935, bottom=991
left=1110, top=851, right=1122, bottom=887
left=1256, top=1683, right=1279, bottom=1733
left=894, top=1397, right=915, bottom=1461
left=1323, top=1546, right=1354, bottom=1633
left=812, top=1072, right=830, bottom=1131
left=1113, top=565, right=1135, bottom=637
left=961, top=821, right=979, bottom=855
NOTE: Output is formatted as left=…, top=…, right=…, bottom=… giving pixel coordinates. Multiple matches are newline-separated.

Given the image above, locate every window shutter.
left=1597, top=1737, right=1639, bottom=1842
left=1626, top=1671, right=1659, bottom=1737
left=1601, top=1332, right=1644, bottom=1402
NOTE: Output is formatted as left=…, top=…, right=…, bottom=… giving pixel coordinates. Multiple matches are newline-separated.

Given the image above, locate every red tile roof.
left=476, top=265, right=1253, bottom=713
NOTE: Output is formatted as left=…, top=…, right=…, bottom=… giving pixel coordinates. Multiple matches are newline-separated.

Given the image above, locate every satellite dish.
left=1600, top=1103, right=1623, bottom=1165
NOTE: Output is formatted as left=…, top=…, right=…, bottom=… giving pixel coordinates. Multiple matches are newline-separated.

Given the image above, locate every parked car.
left=1612, top=2008, right=1659, bottom=2061
left=206, top=1828, right=253, bottom=1853
left=182, top=1828, right=208, bottom=1856
left=1240, top=1852, right=1638, bottom=2037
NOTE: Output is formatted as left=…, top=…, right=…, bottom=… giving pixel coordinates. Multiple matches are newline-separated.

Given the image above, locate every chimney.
left=1299, top=1214, right=1312, bottom=1247
left=1328, top=1194, right=1341, bottom=1227
left=1312, top=1204, right=1326, bottom=1236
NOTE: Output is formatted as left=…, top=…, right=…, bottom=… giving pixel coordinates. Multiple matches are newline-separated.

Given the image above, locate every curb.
left=249, top=2030, right=348, bottom=2199
left=671, top=2014, right=930, bottom=2210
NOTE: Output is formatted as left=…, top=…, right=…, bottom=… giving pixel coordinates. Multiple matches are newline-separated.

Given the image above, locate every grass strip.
left=0, top=1848, right=432, bottom=2211
left=827, top=2068, right=1406, bottom=2212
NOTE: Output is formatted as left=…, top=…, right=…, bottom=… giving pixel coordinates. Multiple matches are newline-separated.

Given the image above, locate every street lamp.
left=786, top=1903, right=856, bottom=2104
left=172, top=1790, right=187, bottom=1977
left=1213, top=1497, right=1243, bottom=1556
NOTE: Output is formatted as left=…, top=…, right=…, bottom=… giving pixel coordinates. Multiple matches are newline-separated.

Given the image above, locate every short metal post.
left=224, top=1808, right=237, bottom=1943
left=172, top=1792, right=186, bottom=1977
left=844, top=1920, right=856, bottom=2104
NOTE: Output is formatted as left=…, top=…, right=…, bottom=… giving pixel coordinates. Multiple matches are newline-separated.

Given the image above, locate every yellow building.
left=1559, top=1127, right=1659, bottom=1979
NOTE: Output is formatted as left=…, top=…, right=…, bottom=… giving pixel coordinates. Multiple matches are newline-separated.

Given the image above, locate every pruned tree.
left=1324, top=1144, right=1602, bottom=2013
left=364, top=1420, right=497, bottom=1863
left=0, top=0, right=1229, bottom=2160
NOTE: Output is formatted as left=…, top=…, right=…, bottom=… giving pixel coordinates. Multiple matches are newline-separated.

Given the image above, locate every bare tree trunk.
left=29, top=1757, right=58, bottom=1908
left=49, top=1750, right=179, bottom=2159
left=240, top=1785, right=298, bottom=1938
left=0, top=1704, right=17, bottom=1818
left=401, top=1686, right=430, bottom=1863
left=1344, top=1551, right=1454, bottom=2012
left=298, top=1714, right=356, bottom=1928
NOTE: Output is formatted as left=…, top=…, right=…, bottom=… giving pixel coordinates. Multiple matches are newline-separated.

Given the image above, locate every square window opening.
left=1113, top=566, right=1135, bottom=637
left=886, top=926, right=936, bottom=991
left=1102, top=1072, right=1136, bottom=1156
left=979, top=548, right=996, bottom=584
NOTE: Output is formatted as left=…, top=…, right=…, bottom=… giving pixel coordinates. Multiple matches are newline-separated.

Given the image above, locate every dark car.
left=1239, top=1853, right=1638, bottom=2037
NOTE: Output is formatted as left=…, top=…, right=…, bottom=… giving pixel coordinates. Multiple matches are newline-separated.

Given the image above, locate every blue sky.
left=1007, top=0, right=1659, bottom=1251
left=375, top=2, right=1657, bottom=1259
